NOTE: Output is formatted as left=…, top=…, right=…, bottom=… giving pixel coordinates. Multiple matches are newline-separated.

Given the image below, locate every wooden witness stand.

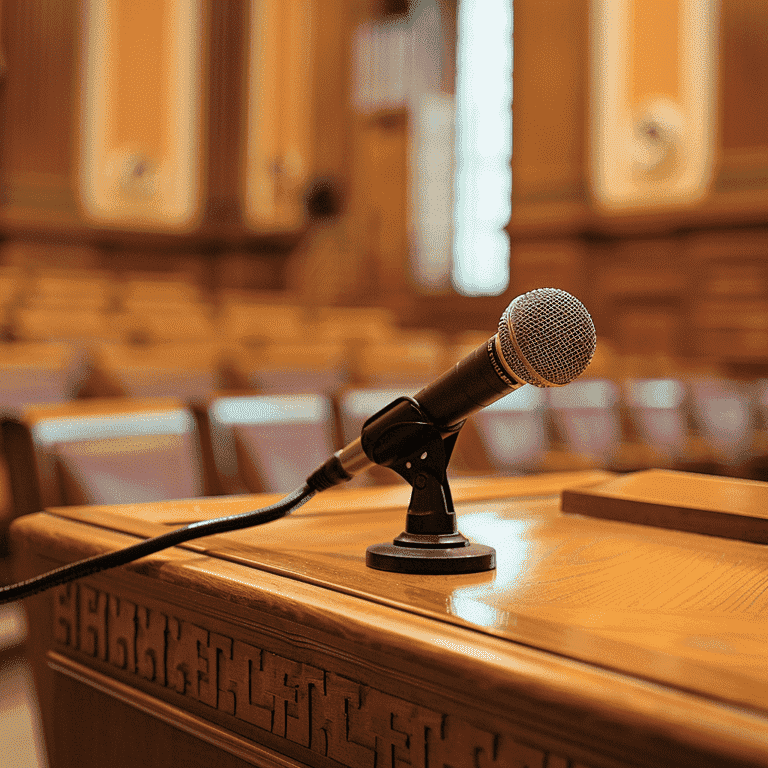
left=11, top=469, right=768, bottom=768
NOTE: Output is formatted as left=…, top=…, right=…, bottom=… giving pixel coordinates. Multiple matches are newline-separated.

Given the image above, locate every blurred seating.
left=88, top=341, right=224, bottom=405
left=623, top=377, right=691, bottom=469
left=0, top=342, right=86, bottom=542
left=25, top=271, right=116, bottom=312
left=216, top=288, right=300, bottom=307
left=755, top=379, right=768, bottom=429
left=547, top=378, right=627, bottom=470
left=13, top=306, right=122, bottom=345
left=121, top=274, right=203, bottom=305
left=114, top=301, right=217, bottom=344
left=454, top=385, right=550, bottom=476
left=748, top=379, right=768, bottom=480
left=686, top=376, right=758, bottom=477
left=350, top=329, right=447, bottom=388
left=1, top=263, right=766, bottom=492
left=206, top=393, right=337, bottom=494
left=309, top=305, right=398, bottom=345
left=228, top=340, right=349, bottom=396
left=2, top=397, right=209, bottom=517
left=0, top=342, right=83, bottom=416
left=103, top=272, right=216, bottom=344
left=218, top=300, right=306, bottom=345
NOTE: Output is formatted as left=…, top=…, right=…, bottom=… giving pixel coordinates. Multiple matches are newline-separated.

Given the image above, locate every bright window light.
left=452, top=0, right=513, bottom=296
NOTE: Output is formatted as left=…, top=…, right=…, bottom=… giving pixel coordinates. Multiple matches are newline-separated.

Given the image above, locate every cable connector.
left=306, top=454, right=352, bottom=492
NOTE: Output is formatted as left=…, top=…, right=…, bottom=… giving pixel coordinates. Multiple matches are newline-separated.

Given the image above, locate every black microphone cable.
left=0, top=288, right=597, bottom=604
left=0, top=484, right=316, bottom=605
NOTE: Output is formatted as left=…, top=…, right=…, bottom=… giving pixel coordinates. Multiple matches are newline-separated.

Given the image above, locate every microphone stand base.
left=361, top=411, right=496, bottom=574
left=366, top=541, right=496, bottom=575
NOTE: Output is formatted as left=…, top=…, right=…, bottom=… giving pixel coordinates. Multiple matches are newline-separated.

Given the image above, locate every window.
left=452, top=0, right=513, bottom=296
left=352, top=0, right=513, bottom=296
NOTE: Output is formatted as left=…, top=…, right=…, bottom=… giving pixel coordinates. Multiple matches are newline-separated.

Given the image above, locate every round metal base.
left=366, top=542, right=496, bottom=574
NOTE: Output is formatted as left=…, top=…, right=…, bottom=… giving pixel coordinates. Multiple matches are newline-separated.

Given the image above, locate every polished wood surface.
left=11, top=469, right=768, bottom=767
left=563, top=469, right=768, bottom=543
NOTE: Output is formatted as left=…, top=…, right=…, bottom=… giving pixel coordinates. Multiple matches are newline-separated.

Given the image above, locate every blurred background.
left=0, top=0, right=765, bottom=512
left=0, top=0, right=767, bottom=513
left=1, top=1, right=768, bottom=764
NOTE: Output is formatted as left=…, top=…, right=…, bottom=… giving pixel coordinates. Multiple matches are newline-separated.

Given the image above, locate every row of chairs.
left=1, top=393, right=364, bottom=523
left=0, top=267, right=203, bottom=309
left=0, top=267, right=412, bottom=348
left=0, top=336, right=453, bottom=410
left=0, top=332, right=766, bottom=456
left=0, top=299, right=413, bottom=347
left=2, top=370, right=768, bottom=528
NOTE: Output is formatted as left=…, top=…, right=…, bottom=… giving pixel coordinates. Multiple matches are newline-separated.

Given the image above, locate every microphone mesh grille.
left=498, top=288, right=596, bottom=387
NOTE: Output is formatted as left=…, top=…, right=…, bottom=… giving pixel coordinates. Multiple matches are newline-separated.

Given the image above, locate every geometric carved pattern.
left=53, top=582, right=593, bottom=768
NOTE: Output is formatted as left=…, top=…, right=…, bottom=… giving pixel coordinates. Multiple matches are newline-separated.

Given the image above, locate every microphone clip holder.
left=362, top=398, right=496, bottom=575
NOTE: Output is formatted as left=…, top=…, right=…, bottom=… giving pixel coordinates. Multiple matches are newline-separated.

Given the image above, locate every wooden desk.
left=10, top=470, right=768, bottom=768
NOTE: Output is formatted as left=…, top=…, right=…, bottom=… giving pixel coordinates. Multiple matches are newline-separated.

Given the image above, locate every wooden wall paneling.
left=279, top=0, right=314, bottom=224
left=243, top=0, right=281, bottom=231
left=590, top=237, right=689, bottom=357
left=509, top=239, right=587, bottom=299
left=686, top=229, right=768, bottom=364
left=79, top=0, right=205, bottom=231
left=596, top=239, right=688, bottom=300
left=714, top=0, right=768, bottom=203
left=508, top=0, right=590, bottom=235
left=310, top=0, right=354, bottom=187
left=243, top=0, right=316, bottom=234
left=277, top=0, right=357, bottom=300
left=589, top=0, right=718, bottom=213
left=349, top=110, right=410, bottom=306
left=204, top=0, right=247, bottom=229
left=0, top=0, right=81, bottom=227
left=436, top=0, right=457, bottom=95
left=370, top=111, right=410, bottom=300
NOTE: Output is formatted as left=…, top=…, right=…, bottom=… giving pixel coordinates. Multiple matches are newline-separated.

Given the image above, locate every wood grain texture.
left=1, top=0, right=81, bottom=223
left=562, top=469, right=768, bottom=541
left=11, top=470, right=768, bottom=767
left=48, top=653, right=304, bottom=767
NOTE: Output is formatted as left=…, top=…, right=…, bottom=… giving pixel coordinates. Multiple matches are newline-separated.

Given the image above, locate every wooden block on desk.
left=561, top=469, right=768, bottom=543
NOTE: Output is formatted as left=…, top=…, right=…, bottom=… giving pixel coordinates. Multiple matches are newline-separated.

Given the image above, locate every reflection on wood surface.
left=13, top=469, right=768, bottom=767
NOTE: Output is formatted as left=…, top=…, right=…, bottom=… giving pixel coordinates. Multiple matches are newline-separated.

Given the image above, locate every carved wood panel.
left=50, top=579, right=608, bottom=768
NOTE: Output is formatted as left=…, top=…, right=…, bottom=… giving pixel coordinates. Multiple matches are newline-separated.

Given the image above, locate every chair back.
left=4, top=397, right=205, bottom=516
left=351, top=331, right=446, bottom=389
left=14, top=307, right=121, bottom=344
left=207, top=393, right=337, bottom=494
left=232, top=341, right=349, bottom=396
left=548, top=379, right=622, bottom=466
left=688, top=377, right=756, bottom=468
left=466, top=385, right=549, bottom=474
left=625, top=378, right=689, bottom=465
left=0, top=342, right=82, bottom=416
left=91, top=341, right=223, bottom=405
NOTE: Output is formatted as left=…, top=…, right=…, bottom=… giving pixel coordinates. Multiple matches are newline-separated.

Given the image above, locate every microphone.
left=308, top=288, right=596, bottom=491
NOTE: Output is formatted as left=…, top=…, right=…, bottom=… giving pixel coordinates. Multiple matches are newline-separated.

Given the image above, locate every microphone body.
left=414, top=337, right=521, bottom=427
left=307, top=288, right=596, bottom=491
